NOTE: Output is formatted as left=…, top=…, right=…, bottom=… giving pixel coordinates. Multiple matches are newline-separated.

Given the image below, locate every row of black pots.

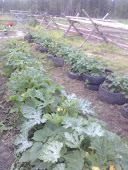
left=67, top=71, right=106, bottom=85
left=36, top=45, right=128, bottom=118
left=67, top=70, right=128, bottom=106
left=34, top=42, right=65, bottom=67
left=67, top=71, right=105, bottom=91
left=83, top=73, right=106, bottom=91
left=83, top=73, right=106, bottom=85
left=34, top=42, right=64, bottom=66
left=32, top=41, right=128, bottom=116
left=67, top=71, right=101, bottom=91
left=25, top=35, right=128, bottom=113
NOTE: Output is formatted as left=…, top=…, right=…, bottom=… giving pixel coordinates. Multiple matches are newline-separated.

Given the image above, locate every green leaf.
left=21, top=116, right=46, bottom=133
left=10, top=101, right=21, bottom=113
left=90, top=136, right=118, bottom=158
left=39, top=141, right=63, bottom=163
left=116, top=154, right=128, bottom=170
left=43, top=113, right=63, bottom=124
left=32, top=127, right=54, bottom=142
left=35, top=89, right=44, bottom=101
left=20, top=104, right=47, bottom=133
left=29, top=142, right=43, bottom=162
left=79, top=99, right=95, bottom=116
left=8, top=94, right=18, bottom=101
left=53, top=163, right=65, bottom=170
left=86, top=153, right=108, bottom=168
left=31, top=161, right=52, bottom=170
left=19, top=149, right=31, bottom=162
left=64, top=150, right=85, bottom=170
left=62, top=117, right=87, bottom=133
left=84, top=122, right=104, bottom=137
left=20, top=104, right=37, bottom=119
left=64, top=131, right=84, bottom=148
left=14, top=132, right=33, bottom=153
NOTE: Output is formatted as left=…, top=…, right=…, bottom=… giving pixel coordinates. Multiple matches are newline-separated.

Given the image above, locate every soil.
left=0, top=74, right=14, bottom=170
left=45, top=61, right=128, bottom=138
left=0, top=29, right=27, bottom=39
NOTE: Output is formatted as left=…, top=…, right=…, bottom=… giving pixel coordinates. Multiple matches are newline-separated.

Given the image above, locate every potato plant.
left=103, top=73, right=128, bottom=98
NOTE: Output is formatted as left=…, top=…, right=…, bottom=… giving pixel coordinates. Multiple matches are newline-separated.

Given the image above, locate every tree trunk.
left=65, top=0, right=73, bottom=16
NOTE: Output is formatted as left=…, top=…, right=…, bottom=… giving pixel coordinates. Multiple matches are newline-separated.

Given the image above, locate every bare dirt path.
left=0, top=74, right=14, bottom=170
left=45, top=62, right=128, bottom=138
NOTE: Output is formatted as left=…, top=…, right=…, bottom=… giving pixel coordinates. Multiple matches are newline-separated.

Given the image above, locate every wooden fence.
left=38, top=10, right=128, bottom=51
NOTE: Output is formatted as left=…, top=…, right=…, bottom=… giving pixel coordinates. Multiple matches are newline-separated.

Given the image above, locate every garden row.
left=3, top=38, right=128, bottom=170
left=26, top=32, right=128, bottom=118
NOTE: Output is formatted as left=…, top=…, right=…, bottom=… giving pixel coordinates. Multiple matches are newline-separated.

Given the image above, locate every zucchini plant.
left=3, top=47, right=39, bottom=76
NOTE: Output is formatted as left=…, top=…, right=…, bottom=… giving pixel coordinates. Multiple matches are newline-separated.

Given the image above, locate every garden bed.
left=44, top=62, right=128, bottom=137
left=1, top=29, right=128, bottom=169
left=29, top=32, right=128, bottom=137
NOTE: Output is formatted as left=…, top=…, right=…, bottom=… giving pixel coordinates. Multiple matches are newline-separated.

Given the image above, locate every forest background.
left=0, top=0, right=128, bottom=19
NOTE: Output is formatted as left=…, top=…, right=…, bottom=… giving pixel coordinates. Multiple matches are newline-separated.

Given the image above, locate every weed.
left=0, top=121, right=13, bottom=133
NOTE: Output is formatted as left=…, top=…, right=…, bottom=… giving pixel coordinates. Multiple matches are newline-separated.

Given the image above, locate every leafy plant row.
left=32, top=32, right=106, bottom=77
left=3, top=39, right=128, bottom=170
left=30, top=32, right=128, bottom=98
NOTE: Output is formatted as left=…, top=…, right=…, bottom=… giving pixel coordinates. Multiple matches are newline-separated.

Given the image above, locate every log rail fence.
left=38, top=9, right=128, bottom=51
left=1, top=10, right=128, bottom=50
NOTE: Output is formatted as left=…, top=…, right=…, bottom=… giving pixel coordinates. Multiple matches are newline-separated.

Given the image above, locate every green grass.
left=0, top=24, right=5, bottom=30
left=0, top=14, right=16, bottom=21
left=0, top=14, right=17, bottom=26
left=54, top=18, right=69, bottom=25
left=116, top=18, right=128, bottom=24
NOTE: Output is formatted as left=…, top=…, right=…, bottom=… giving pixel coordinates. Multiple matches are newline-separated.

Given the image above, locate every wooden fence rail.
left=38, top=10, right=128, bottom=51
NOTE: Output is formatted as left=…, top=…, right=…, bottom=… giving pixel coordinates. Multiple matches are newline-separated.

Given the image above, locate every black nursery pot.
left=84, top=83, right=99, bottom=91
left=52, top=56, right=64, bottom=67
left=24, top=34, right=33, bottom=41
left=27, top=34, right=33, bottom=40
left=39, top=47, right=48, bottom=53
left=67, top=71, right=83, bottom=81
left=28, top=39, right=34, bottom=43
left=83, top=73, right=106, bottom=85
left=99, top=84, right=128, bottom=105
left=24, top=34, right=34, bottom=43
left=121, top=106, right=128, bottom=118
left=46, top=53, right=54, bottom=59
left=34, top=43, right=42, bottom=51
